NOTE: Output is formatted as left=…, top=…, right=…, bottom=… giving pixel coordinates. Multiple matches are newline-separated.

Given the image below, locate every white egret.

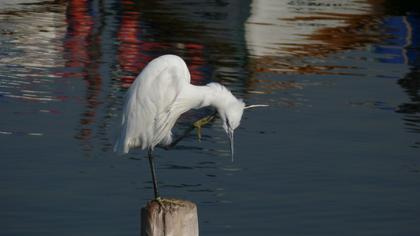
left=114, top=54, right=265, bottom=200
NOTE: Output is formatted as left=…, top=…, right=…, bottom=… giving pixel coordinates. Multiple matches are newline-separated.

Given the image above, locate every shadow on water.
left=1, top=0, right=420, bottom=235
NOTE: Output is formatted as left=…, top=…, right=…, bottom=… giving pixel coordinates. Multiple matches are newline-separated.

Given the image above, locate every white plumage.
left=114, top=54, right=245, bottom=155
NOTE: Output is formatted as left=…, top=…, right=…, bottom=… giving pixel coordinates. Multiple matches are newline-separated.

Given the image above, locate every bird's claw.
left=154, top=197, right=164, bottom=208
left=162, top=198, right=185, bottom=206
left=153, top=197, right=185, bottom=212
left=194, top=125, right=202, bottom=142
left=193, top=120, right=203, bottom=142
left=193, top=114, right=216, bottom=142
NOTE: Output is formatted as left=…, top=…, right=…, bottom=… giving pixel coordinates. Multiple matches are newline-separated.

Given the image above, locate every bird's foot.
left=193, top=114, right=216, bottom=142
left=154, top=197, right=164, bottom=208
left=153, top=197, right=185, bottom=211
left=161, top=198, right=186, bottom=206
left=154, top=197, right=184, bottom=207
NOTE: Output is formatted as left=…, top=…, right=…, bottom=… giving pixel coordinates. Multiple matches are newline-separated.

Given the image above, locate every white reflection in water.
left=0, top=4, right=65, bottom=104
left=245, top=0, right=372, bottom=57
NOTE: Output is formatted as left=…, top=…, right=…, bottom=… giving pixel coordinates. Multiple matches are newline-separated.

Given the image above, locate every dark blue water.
left=1, top=0, right=419, bottom=235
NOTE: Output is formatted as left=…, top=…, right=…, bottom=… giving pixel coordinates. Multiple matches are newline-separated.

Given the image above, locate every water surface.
left=1, top=0, right=419, bottom=235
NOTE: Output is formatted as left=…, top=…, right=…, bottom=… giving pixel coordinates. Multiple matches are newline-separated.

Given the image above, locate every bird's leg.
left=147, top=149, right=160, bottom=201
left=193, top=111, right=217, bottom=141
left=147, top=151, right=184, bottom=208
left=165, top=110, right=218, bottom=149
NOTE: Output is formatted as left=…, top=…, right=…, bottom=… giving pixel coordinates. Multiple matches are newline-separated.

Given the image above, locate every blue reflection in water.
left=371, top=8, right=420, bottom=146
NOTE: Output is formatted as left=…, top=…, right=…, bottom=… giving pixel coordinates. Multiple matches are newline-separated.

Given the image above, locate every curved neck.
left=181, top=83, right=235, bottom=111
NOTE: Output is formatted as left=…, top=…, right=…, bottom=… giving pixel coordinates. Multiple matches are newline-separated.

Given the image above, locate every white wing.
left=114, top=55, right=190, bottom=154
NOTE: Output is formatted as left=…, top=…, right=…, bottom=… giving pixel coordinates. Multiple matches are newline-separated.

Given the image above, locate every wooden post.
left=141, top=198, right=199, bottom=236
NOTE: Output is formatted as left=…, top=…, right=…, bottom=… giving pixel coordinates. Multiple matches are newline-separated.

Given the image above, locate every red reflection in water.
left=116, top=0, right=173, bottom=88
left=184, top=43, right=206, bottom=84
left=64, top=0, right=93, bottom=75
left=64, top=0, right=209, bottom=146
left=65, top=0, right=101, bottom=143
left=117, top=9, right=143, bottom=87
left=116, top=0, right=207, bottom=87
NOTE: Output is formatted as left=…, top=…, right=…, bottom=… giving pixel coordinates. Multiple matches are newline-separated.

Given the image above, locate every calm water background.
left=1, top=0, right=419, bottom=235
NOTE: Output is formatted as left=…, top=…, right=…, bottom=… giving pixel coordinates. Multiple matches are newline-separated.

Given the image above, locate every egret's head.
left=218, top=98, right=245, bottom=159
left=207, top=82, right=267, bottom=160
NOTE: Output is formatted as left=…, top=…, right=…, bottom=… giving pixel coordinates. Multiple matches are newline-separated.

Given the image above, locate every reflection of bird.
left=114, top=54, right=264, bottom=200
